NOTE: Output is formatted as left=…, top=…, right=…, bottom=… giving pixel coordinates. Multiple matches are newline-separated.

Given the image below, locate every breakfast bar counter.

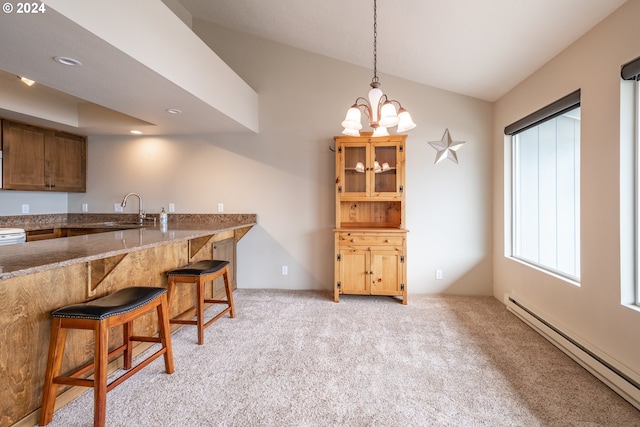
left=0, top=213, right=256, bottom=427
left=0, top=213, right=257, bottom=281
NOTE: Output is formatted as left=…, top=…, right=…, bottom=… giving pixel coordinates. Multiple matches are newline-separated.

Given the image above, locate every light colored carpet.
left=46, top=290, right=640, bottom=426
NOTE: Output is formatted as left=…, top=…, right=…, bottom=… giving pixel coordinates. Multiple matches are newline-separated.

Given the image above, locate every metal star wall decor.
left=428, top=129, right=466, bottom=164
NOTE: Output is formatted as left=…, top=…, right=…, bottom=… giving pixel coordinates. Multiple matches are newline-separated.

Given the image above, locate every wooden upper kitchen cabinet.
left=334, top=133, right=407, bottom=304
left=1, top=119, right=87, bottom=192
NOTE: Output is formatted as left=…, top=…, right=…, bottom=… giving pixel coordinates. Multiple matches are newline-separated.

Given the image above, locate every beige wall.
left=63, top=20, right=494, bottom=295
left=493, top=0, right=640, bottom=379
left=0, top=19, right=492, bottom=293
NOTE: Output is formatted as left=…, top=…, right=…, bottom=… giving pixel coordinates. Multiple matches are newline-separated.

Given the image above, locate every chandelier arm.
left=353, top=97, right=371, bottom=108
left=384, top=99, right=402, bottom=108
left=351, top=98, right=373, bottom=119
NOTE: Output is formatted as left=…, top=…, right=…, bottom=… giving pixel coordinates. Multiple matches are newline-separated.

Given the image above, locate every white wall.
left=494, top=1, right=640, bottom=380
left=0, top=191, right=68, bottom=215
left=1, top=20, right=493, bottom=296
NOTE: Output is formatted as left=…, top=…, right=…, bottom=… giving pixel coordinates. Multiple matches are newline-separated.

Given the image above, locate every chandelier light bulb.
left=396, top=108, right=417, bottom=133
left=341, top=106, right=363, bottom=133
left=379, top=102, right=399, bottom=128
left=373, top=126, right=389, bottom=137
left=342, top=127, right=361, bottom=137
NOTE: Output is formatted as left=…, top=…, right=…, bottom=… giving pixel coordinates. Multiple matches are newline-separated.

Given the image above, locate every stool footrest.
left=202, top=307, right=232, bottom=329
left=51, top=336, right=167, bottom=391
left=170, top=305, right=232, bottom=327
left=130, top=336, right=162, bottom=344
left=53, top=377, right=93, bottom=388
left=107, top=347, right=168, bottom=392
left=55, top=340, right=130, bottom=381
left=170, top=319, right=198, bottom=325
left=171, top=300, right=232, bottom=323
left=205, top=299, right=230, bottom=304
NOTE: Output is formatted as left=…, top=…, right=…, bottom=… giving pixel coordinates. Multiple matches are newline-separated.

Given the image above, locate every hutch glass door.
left=343, top=145, right=367, bottom=194
left=373, top=144, right=397, bottom=193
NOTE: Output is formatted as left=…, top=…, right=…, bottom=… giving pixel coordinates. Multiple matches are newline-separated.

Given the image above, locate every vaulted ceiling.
left=180, top=0, right=626, bottom=101
left=0, top=0, right=627, bottom=136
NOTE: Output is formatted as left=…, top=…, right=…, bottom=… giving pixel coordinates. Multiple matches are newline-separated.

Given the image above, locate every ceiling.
left=179, top=0, right=626, bottom=101
left=0, top=0, right=627, bottom=136
left=0, top=0, right=258, bottom=136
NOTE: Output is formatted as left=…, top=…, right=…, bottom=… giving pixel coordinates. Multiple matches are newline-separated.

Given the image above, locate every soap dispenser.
left=159, top=207, right=168, bottom=225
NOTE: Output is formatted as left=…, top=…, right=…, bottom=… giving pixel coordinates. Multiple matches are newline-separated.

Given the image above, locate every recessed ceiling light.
left=129, top=130, right=143, bottom=135
left=166, top=108, right=182, bottom=114
left=53, top=56, right=82, bottom=66
left=17, top=76, right=35, bottom=86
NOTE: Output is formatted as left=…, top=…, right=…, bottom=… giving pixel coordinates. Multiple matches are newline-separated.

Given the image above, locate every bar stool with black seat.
left=166, top=260, right=235, bottom=345
left=38, top=287, right=174, bottom=427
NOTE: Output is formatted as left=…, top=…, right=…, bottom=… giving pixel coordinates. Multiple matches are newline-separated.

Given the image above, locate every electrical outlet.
left=81, top=203, right=88, bottom=212
left=21, top=204, right=29, bottom=214
left=281, top=265, right=288, bottom=275
left=435, top=269, right=443, bottom=280
left=217, top=203, right=224, bottom=213
left=168, top=203, right=175, bottom=213
left=114, top=203, right=123, bottom=213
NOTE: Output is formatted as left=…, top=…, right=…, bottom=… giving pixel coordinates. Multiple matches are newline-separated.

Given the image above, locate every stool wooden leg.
left=166, top=276, right=176, bottom=306
left=123, top=321, right=133, bottom=370
left=38, top=318, right=67, bottom=426
left=157, top=293, right=175, bottom=373
left=93, top=321, right=109, bottom=427
left=223, top=266, right=235, bottom=318
left=197, top=277, right=205, bottom=345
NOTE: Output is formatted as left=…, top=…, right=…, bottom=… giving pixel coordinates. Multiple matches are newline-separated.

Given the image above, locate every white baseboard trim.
left=505, top=295, right=640, bottom=411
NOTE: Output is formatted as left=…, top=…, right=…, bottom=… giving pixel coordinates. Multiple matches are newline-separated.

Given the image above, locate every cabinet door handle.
left=350, top=239, right=355, bottom=243
left=385, top=239, right=390, bottom=243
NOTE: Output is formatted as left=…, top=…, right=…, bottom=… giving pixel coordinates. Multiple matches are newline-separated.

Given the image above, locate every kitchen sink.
left=92, top=221, right=144, bottom=227
left=25, top=222, right=146, bottom=242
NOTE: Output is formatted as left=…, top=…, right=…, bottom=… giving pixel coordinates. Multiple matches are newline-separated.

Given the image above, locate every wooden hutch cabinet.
left=334, top=133, right=407, bottom=304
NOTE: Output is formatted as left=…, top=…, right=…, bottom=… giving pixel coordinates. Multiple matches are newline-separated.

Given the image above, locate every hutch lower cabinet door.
left=334, top=230, right=407, bottom=304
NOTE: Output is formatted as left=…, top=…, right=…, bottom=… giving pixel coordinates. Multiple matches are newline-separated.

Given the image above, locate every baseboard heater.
left=505, top=296, right=640, bottom=410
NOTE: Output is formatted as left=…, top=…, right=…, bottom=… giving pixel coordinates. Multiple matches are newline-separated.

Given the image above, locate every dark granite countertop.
left=0, top=213, right=256, bottom=281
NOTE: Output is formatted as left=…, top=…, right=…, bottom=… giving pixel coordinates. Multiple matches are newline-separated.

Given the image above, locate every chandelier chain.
left=340, top=0, right=416, bottom=136
left=372, top=0, right=378, bottom=84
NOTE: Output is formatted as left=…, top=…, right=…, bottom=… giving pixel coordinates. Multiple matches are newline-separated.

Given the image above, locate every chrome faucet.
left=121, top=192, right=146, bottom=223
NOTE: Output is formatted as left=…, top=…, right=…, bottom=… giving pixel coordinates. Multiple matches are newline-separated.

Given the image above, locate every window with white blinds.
left=506, top=91, right=581, bottom=281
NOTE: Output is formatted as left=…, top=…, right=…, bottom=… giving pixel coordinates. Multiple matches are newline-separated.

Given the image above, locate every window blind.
left=504, top=89, right=581, bottom=136
left=621, top=55, right=640, bottom=81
